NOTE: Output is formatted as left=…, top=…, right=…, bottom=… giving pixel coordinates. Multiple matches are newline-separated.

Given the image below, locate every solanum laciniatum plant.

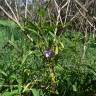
left=0, top=0, right=96, bottom=96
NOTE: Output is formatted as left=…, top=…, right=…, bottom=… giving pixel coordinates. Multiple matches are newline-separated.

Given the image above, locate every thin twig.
left=64, top=0, right=70, bottom=24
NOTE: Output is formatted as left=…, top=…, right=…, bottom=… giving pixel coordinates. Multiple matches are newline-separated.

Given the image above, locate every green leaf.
left=0, top=69, right=7, bottom=76
left=38, top=8, right=45, bottom=17
left=1, top=90, right=19, bottom=96
left=72, top=85, right=77, bottom=92
left=0, top=20, right=16, bottom=27
left=55, top=45, right=59, bottom=55
left=22, top=50, right=33, bottom=64
left=49, top=31, right=55, bottom=38
left=31, top=89, right=44, bottom=96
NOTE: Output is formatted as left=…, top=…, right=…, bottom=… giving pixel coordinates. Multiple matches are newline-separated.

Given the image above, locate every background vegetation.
left=0, top=0, right=96, bottom=96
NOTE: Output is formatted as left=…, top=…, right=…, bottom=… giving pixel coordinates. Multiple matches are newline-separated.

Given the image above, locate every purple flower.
left=43, top=49, right=54, bottom=58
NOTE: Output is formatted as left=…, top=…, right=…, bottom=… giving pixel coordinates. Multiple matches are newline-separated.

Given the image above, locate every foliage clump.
left=0, top=0, right=96, bottom=96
